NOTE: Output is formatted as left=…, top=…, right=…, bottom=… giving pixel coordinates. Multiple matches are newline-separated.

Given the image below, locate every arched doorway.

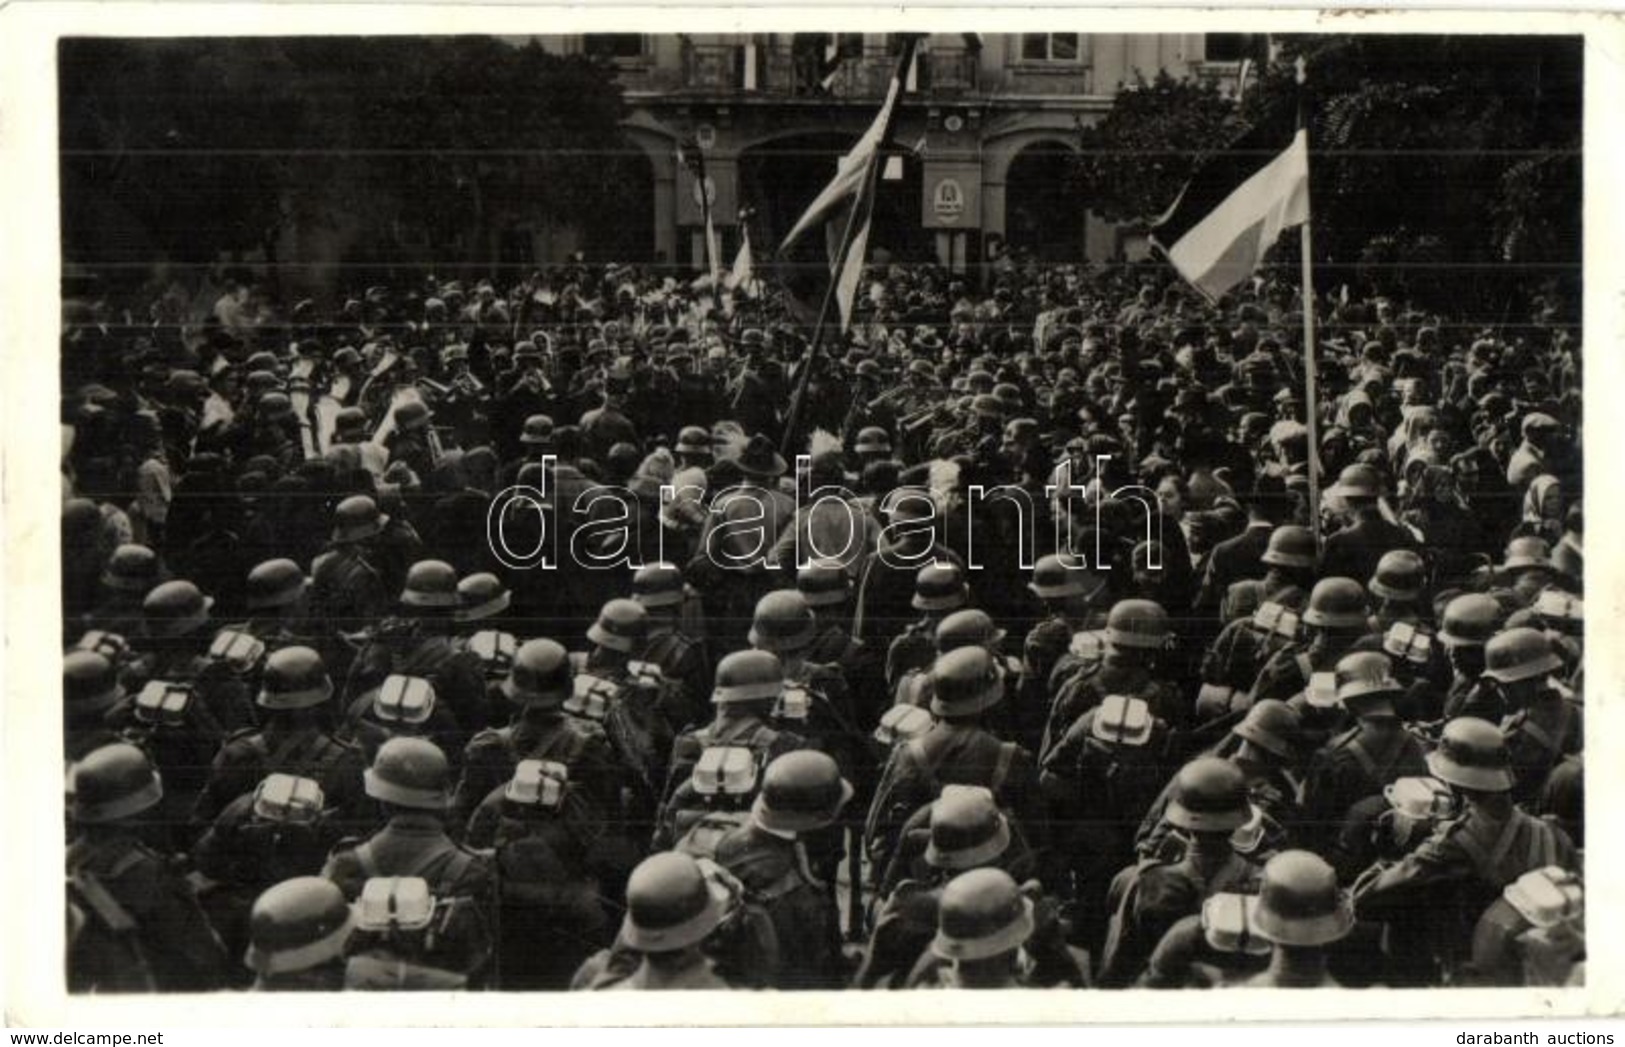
left=1005, top=140, right=1085, bottom=263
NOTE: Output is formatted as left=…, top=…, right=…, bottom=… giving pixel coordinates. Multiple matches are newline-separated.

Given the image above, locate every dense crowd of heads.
left=59, top=256, right=1583, bottom=991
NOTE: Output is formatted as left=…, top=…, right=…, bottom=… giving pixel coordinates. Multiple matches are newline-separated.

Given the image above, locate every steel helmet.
left=1232, top=700, right=1301, bottom=760
left=331, top=495, right=388, bottom=544
left=244, top=558, right=308, bottom=612
left=1333, top=651, right=1403, bottom=716
left=501, top=639, right=573, bottom=709
left=70, top=742, right=163, bottom=823
left=632, top=562, right=688, bottom=609
left=1028, top=551, right=1105, bottom=601
left=620, top=852, right=729, bottom=953
left=1438, top=593, right=1504, bottom=648
left=1260, top=526, right=1317, bottom=570
left=1329, top=462, right=1384, bottom=501
left=931, top=868, right=1034, bottom=962
left=243, top=877, right=354, bottom=976
left=675, top=425, right=713, bottom=458
left=911, top=562, right=969, bottom=612
left=1482, top=627, right=1564, bottom=684
left=925, top=785, right=1011, bottom=871
left=64, top=650, right=124, bottom=716
left=752, top=750, right=854, bottom=834
left=1302, top=577, right=1369, bottom=630
left=795, top=559, right=850, bottom=608
left=364, top=737, right=452, bottom=810
left=400, top=560, right=459, bottom=610
left=1166, top=757, right=1251, bottom=833
left=929, top=646, right=1005, bottom=718
left=257, top=646, right=333, bottom=710
left=100, top=544, right=160, bottom=594
left=1104, top=599, right=1171, bottom=651
left=1369, top=549, right=1426, bottom=602
left=1503, top=536, right=1552, bottom=573
left=456, top=572, right=510, bottom=621
left=748, top=590, right=817, bottom=653
left=1427, top=717, right=1514, bottom=793
left=712, top=649, right=784, bottom=706
left=394, top=399, right=433, bottom=433
left=141, top=580, right=214, bottom=638
left=935, top=609, right=1007, bottom=653
left=854, top=426, right=892, bottom=455
left=1253, top=851, right=1354, bottom=947
left=587, top=598, right=648, bottom=653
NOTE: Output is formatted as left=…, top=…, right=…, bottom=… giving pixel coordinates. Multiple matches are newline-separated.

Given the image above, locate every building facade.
left=525, top=32, right=1256, bottom=273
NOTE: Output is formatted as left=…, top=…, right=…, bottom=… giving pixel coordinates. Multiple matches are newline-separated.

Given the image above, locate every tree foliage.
left=59, top=37, right=635, bottom=290
left=1074, top=35, right=1581, bottom=317
left=1070, top=72, right=1243, bottom=224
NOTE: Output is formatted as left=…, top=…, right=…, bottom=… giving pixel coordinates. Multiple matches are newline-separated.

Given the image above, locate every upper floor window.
left=583, top=34, right=646, bottom=60
left=1019, top=33, right=1082, bottom=63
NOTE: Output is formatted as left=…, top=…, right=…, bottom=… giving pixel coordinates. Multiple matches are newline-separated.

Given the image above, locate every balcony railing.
left=678, top=41, right=979, bottom=98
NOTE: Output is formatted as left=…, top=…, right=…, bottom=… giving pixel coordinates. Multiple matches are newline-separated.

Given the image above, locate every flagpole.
left=780, top=36, right=917, bottom=458
left=1296, top=56, right=1323, bottom=546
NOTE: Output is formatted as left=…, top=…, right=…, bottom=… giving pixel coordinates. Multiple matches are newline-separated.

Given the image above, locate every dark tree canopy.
left=59, top=37, right=635, bottom=292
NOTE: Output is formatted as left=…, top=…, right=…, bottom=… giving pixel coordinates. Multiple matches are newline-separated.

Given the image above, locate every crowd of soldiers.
left=58, top=256, right=1584, bottom=992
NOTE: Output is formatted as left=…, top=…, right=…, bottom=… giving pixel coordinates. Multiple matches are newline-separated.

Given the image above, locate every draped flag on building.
left=778, top=36, right=916, bottom=331
left=1149, top=116, right=1309, bottom=303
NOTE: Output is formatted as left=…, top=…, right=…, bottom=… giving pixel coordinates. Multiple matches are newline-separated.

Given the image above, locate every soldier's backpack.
left=672, top=746, right=762, bottom=861
left=567, top=664, right=674, bottom=800
left=65, top=865, right=160, bottom=993
left=207, top=629, right=269, bottom=676
left=489, top=759, right=601, bottom=908
left=343, top=876, right=490, bottom=989
left=466, top=630, right=518, bottom=682
left=870, top=703, right=935, bottom=766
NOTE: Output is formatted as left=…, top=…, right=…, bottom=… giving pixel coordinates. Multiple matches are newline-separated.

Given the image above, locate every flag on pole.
left=778, top=39, right=914, bottom=330
left=778, top=54, right=909, bottom=254
left=725, top=224, right=757, bottom=298
left=1149, top=117, right=1309, bottom=302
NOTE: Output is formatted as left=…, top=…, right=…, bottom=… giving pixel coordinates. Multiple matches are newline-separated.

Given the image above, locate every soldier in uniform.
left=64, top=651, right=128, bottom=764
left=1368, top=549, right=1431, bottom=631
left=83, top=543, right=161, bottom=638
left=1242, top=850, right=1357, bottom=988
left=309, top=495, right=391, bottom=633
left=1482, top=628, right=1582, bottom=807
left=1437, top=593, right=1507, bottom=722
left=464, top=758, right=612, bottom=990
left=348, top=559, right=488, bottom=737
left=66, top=743, right=228, bottom=992
left=1045, top=598, right=1184, bottom=758
left=455, top=639, right=621, bottom=829
left=906, top=867, right=1087, bottom=989
left=240, top=877, right=354, bottom=992
left=658, top=649, right=809, bottom=846
left=1097, top=757, right=1264, bottom=987
left=1353, top=718, right=1578, bottom=980
left=572, top=852, right=743, bottom=990
left=632, top=561, right=711, bottom=732
left=1465, top=866, right=1584, bottom=987
left=190, top=774, right=340, bottom=981
left=866, top=647, right=1044, bottom=890
left=884, top=562, right=972, bottom=694
left=322, top=737, right=494, bottom=906
left=714, top=750, right=853, bottom=989
left=1246, top=577, right=1374, bottom=710
left=796, top=559, right=882, bottom=724
left=1299, top=652, right=1429, bottom=854
left=1018, top=552, right=1109, bottom=742
left=193, top=645, right=366, bottom=829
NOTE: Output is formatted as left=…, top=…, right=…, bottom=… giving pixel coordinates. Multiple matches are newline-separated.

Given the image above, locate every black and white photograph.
left=6, top=6, right=1619, bottom=1023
